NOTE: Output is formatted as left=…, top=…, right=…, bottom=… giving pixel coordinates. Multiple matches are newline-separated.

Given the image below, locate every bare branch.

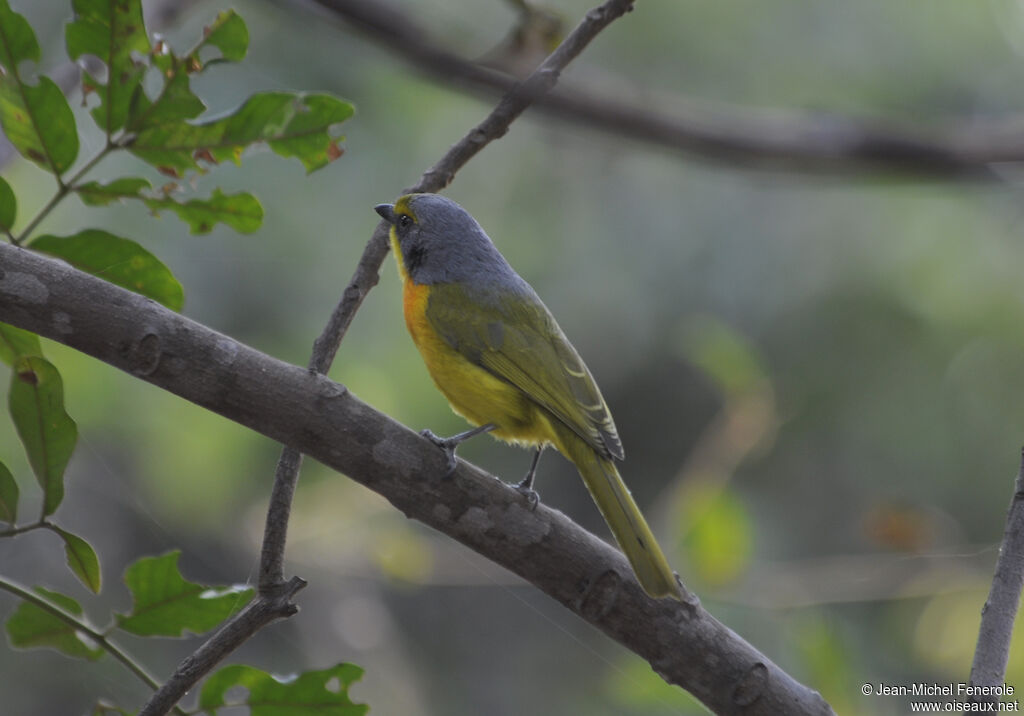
left=0, top=241, right=834, bottom=716
left=298, top=0, right=1023, bottom=179
left=257, top=447, right=304, bottom=589
left=968, top=448, right=1024, bottom=704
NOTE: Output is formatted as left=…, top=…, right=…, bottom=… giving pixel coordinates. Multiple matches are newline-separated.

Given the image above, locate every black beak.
left=374, top=203, right=395, bottom=224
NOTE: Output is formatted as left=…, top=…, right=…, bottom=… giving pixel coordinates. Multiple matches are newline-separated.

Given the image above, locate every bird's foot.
left=514, top=476, right=540, bottom=511
left=420, top=424, right=497, bottom=478
left=420, top=429, right=458, bottom=477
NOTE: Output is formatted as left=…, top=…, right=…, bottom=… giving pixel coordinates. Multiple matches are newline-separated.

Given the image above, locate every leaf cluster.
left=0, top=0, right=361, bottom=712
left=4, top=553, right=366, bottom=714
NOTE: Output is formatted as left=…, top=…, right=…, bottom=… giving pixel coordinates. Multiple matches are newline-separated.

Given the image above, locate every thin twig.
left=138, top=2, right=640, bottom=714
left=0, top=577, right=186, bottom=716
left=0, top=518, right=48, bottom=538
left=968, top=448, right=1024, bottom=704
left=14, top=143, right=114, bottom=245
left=301, top=0, right=1015, bottom=179
left=258, top=447, right=305, bottom=589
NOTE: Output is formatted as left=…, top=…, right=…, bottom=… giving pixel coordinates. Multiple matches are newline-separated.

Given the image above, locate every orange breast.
left=398, top=276, right=556, bottom=448
left=402, top=280, right=431, bottom=348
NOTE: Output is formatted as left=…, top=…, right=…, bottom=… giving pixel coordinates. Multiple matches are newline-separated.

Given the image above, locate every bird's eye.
left=398, top=214, right=413, bottom=229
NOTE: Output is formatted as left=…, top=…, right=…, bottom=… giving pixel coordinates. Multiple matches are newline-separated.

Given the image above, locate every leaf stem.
left=0, top=518, right=49, bottom=538
left=0, top=576, right=187, bottom=716
left=14, top=144, right=115, bottom=245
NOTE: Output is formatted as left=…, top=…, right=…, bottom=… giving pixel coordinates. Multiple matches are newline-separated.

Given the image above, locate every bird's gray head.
left=374, top=194, right=513, bottom=285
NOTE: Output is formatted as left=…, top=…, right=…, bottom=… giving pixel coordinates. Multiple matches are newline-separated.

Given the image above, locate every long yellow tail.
left=554, top=425, right=682, bottom=600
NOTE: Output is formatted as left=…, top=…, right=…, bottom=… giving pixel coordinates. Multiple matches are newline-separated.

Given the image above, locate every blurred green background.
left=3, top=0, right=1024, bottom=713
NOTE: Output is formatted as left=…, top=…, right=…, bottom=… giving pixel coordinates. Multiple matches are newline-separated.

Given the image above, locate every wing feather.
left=425, top=281, right=623, bottom=460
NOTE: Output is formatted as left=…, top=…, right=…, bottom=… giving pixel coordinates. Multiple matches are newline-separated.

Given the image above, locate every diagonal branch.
left=138, top=1, right=651, bottom=714
left=968, top=448, right=1024, bottom=704
left=0, top=239, right=834, bottom=716
left=261, top=0, right=640, bottom=597
left=299, top=0, right=1023, bottom=179
left=137, top=576, right=306, bottom=716
left=259, top=0, right=639, bottom=615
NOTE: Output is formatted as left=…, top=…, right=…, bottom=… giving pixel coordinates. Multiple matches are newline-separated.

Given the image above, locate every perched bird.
left=375, top=194, right=681, bottom=600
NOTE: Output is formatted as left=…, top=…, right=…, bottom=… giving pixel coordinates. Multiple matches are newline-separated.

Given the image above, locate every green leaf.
left=125, top=12, right=246, bottom=134
left=77, top=179, right=263, bottom=234
left=31, top=230, right=185, bottom=311
left=53, top=526, right=101, bottom=593
left=197, top=10, right=248, bottom=64
left=200, top=663, right=369, bottom=715
left=0, top=0, right=79, bottom=174
left=146, top=188, right=263, bottom=234
left=128, top=66, right=205, bottom=131
left=267, top=94, right=352, bottom=173
left=75, top=177, right=151, bottom=207
left=130, top=91, right=353, bottom=176
left=116, top=551, right=253, bottom=637
left=9, top=356, right=77, bottom=516
left=66, top=0, right=151, bottom=135
left=0, top=175, right=15, bottom=230
left=0, top=459, right=17, bottom=523
left=0, top=322, right=42, bottom=366
left=6, top=586, right=103, bottom=660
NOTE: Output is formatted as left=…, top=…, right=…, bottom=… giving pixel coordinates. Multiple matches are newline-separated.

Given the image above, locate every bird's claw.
left=420, top=429, right=458, bottom=477
left=515, top=478, right=540, bottom=511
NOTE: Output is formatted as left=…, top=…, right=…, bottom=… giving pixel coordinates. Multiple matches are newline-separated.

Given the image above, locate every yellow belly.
left=402, top=277, right=557, bottom=448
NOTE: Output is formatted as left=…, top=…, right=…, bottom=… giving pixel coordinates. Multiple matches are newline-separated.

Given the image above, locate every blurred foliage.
left=678, top=483, right=753, bottom=587
left=790, top=613, right=861, bottom=715
left=0, top=0, right=358, bottom=712
left=609, top=656, right=707, bottom=714
left=1, top=0, right=1023, bottom=714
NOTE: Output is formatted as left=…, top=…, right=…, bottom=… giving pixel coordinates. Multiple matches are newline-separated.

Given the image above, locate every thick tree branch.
left=968, top=448, right=1024, bottom=704
left=0, top=242, right=834, bottom=715
left=298, top=0, right=1023, bottom=179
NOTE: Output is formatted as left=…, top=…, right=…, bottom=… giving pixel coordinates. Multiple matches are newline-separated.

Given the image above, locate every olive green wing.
left=425, top=281, right=622, bottom=460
